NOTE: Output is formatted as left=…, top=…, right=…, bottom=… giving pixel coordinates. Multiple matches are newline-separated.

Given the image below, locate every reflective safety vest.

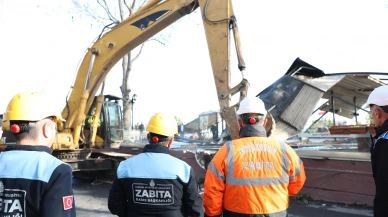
left=203, top=136, right=306, bottom=216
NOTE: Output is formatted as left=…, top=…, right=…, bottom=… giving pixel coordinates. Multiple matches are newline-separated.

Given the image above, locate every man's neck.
left=17, top=139, right=49, bottom=147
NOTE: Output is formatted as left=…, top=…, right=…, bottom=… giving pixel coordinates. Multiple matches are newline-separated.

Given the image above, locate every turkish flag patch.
left=63, top=195, right=73, bottom=210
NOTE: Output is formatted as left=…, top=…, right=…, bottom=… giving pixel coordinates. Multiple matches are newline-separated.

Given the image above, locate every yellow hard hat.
left=2, top=92, right=65, bottom=130
left=146, top=112, right=178, bottom=137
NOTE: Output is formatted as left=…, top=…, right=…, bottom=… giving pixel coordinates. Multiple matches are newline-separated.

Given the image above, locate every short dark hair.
left=380, top=105, right=388, bottom=113
left=371, top=104, right=388, bottom=113
left=239, top=114, right=265, bottom=125
left=149, top=132, right=173, bottom=146
left=10, top=121, right=40, bottom=142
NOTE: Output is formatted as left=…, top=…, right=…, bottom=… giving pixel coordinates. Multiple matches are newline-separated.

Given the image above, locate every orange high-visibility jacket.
left=203, top=134, right=306, bottom=216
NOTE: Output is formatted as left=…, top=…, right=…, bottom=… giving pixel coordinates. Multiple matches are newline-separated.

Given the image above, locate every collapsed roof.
left=257, top=58, right=387, bottom=139
left=184, top=58, right=387, bottom=140
left=184, top=111, right=218, bottom=132
left=294, top=73, right=385, bottom=119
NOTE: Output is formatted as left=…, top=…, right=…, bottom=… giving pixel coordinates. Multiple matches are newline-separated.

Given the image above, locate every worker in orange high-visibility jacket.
left=203, top=96, right=306, bottom=217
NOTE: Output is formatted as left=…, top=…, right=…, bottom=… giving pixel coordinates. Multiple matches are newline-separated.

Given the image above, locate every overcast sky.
left=1, top=0, right=388, bottom=126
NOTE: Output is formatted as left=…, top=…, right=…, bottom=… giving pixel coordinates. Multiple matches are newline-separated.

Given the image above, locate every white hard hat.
left=366, top=86, right=388, bottom=106
left=236, top=96, right=267, bottom=116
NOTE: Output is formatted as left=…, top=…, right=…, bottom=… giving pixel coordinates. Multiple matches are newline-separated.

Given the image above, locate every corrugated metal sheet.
left=271, top=121, right=298, bottom=139
left=184, top=112, right=218, bottom=132
left=281, top=85, right=324, bottom=130
left=258, top=75, right=325, bottom=139
left=294, top=74, right=386, bottom=119
left=320, top=75, right=385, bottom=119
left=185, top=118, right=199, bottom=131
left=184, top=57, right=387, bottom=140
left=267, top=73, right=385, bottom=138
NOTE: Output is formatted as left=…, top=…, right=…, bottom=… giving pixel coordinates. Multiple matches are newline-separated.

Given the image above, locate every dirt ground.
left=72, top=178, right=373, bottom=217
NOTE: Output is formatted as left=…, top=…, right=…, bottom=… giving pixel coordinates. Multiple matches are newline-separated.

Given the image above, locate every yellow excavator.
left=1, top=0, right=261, bottom=171
left=63, top=0, right=248, bottom=151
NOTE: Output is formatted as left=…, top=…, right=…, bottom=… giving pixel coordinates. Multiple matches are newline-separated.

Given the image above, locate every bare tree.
left=71, top=0, right=168, bottom=133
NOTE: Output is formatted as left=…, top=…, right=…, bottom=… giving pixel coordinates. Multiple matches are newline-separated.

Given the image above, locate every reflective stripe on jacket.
left=0, top=145, right=76, bottom=217
left=108, top=144, right=204, bottom=217
left=203, top=125, right=306, bottom=216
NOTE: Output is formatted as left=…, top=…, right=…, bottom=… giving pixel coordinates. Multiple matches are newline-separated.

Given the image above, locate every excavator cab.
left=101, top=95, right=124, bottom=148
left=83, top=95, right=124, bottom=149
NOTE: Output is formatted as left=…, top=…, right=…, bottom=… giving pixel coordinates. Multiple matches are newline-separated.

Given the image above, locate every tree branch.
left=72, top=0, right=81, bottom=9
left=103, top=0, right=117, bottom=19
left=72, top=0, right=111, bottom=26
left=131, top=43, right=145, bottom=62
left=123, top=0, right=132, bottom=15
left=130, top=37, right=166, bottom=63
left=97, top=0, right=118, bottom=22
left=149, top=38, right=166, bottom=46
left=118, top=0, right=125, bottom=21
left=121, top=53, right=129, bottom=97
left=125, top=52, right=132, bottom=79
left=140, top=0, right=147, bottom=8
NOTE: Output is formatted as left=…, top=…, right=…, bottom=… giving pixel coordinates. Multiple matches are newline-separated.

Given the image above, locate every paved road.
left=73, top=178, right=373, bottom=217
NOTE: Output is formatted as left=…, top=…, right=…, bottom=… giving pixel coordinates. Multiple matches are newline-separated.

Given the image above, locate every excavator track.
left=53, top=149, right=132, bottom=179
left=53, top=149, right=91, bottom=161
left=53, top=149, right=133, bottom=182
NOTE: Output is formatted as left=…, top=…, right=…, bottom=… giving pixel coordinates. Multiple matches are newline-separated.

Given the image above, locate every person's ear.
left=167, top=138, right=173, bottom=148
left=42, top=122, right=54, bottom=138
left=263, top=117, right=267, bottom=127
left=376, top=108, right=383, bottom=119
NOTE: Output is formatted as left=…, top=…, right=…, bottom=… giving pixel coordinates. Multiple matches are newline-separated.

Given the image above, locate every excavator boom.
left=59, top=0, right=247, bottom=149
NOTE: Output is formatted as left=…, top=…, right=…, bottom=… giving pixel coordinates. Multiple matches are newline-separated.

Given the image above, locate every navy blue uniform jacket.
left=371, top=120, right=388, bottom=217
left=108, top=144, right=203, bottom=217
left=0, top=145, right=76, bottom=217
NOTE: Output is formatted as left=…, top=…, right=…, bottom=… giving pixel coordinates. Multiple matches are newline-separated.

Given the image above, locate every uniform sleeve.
left=286, top=146, right=306, bottom=196
left=183, top=167, right=204, bottom=217
left=41, top=164, right=76, bottom=217
left=108, top=174, right=127, bottom=217
left=203, top=144, right=228, bottom=217
left=376, top=141, right=388, bottom=196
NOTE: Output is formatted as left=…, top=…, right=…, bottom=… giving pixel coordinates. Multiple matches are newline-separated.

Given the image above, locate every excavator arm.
left=198, top=0, right=248, bottom=140
left=57, top=0, right=247, bottom=150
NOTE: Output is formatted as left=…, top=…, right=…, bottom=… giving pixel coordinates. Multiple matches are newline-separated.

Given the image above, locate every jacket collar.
left=5, top=145, right=53, bottom=154
left=143, top=144, right=170, bottom=154
left=375, top=119, right=388, bottom=138
left=239, top=125, right=267, bottom=138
